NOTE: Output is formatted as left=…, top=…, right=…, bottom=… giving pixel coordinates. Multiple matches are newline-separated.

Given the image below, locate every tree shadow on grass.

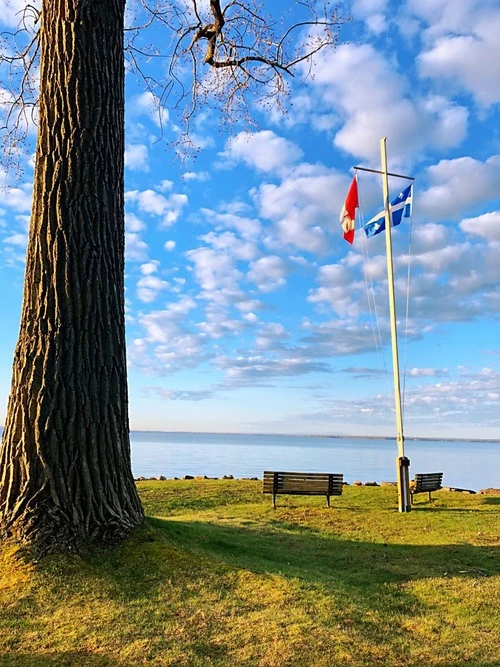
left=411, top=505, right=500, bottom=513
left=483, top=497, right=500, bottom=505
left=3, top=516, right=499, bottom=667
left=91, top=516, right=499, bottom=664
left=84, top=514, right=500, bottom=623
left=146, top=516, right=499, bottom=587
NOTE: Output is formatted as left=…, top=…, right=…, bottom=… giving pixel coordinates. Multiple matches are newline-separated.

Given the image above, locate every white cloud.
left=125, top=232, right=148, bottom=262
left=128, top=91, right=169, bottom=128
left=126, top=190, right=169, bottom=215
left=164, top=240, right=176, bottom=251
left=410, top=223, right=449, bottom=254
left=140, top=260, right=160, bottom=275
left=135, top=261, right=170, bottom=302
left=405, top=0, right=479, bottom=40
left=1, top=184, right=33, bottom=212
left=352, top=0, right=389, bottom=34
left=158, top=180, right=173, bottom=192
left=0, top=0, right=39, bottom=28
left=307, top=263, right=368, bottom=319
left=200, top=231, right=258, bottom=261
left=236, top=299, right=264, bottom=314
left=221, top=130, right=303, bottom=173
left=243, top=312, right=258, bottom=324
left=197, top=316, right=246, bottom=340
left=410, top=242, right=471, bottom=274
left=418, top=31, right=500, bottom=106
left=136, top=274, right=170, bottom=303
left=402, top=367, right=500, bottom=423
left=460, top=212, right=500, bottom=242
left=3, top=232, right=28, bottom=246
left=187, top=246, right=242, bottom=293
left=182, top=171, right=210, bottom=182
left=125, top=212, right=145, bottom=233
left=200, top=209, right=261, bottom=239
left=125, top=188, right=188, bottom=227
left=216, top=352, right=332, bottom=384
left=138, top=297, right=198, bottom=346
left=247, top=256, right=288, bottom=293
left=255, top=322, right=288, bottom=349
left=301, top=318, right=390, bottom=357
left=419, top=155, right=500, bottom=221
left=255, top=163, right=345, bottom=254
left=307, top=43, right=468, bottom=164
left=125, top=144, right=149, bottom=171
left=411, top=1, right=500, bottom=106
left=408, top=367, right=449, bottom=377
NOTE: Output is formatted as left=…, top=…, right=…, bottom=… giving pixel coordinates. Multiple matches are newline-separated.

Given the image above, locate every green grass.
left=1, top=481, right=499, bottom=666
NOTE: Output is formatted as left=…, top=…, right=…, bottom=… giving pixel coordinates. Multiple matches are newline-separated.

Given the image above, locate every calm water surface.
left=130, top=432, right=500, bottom=491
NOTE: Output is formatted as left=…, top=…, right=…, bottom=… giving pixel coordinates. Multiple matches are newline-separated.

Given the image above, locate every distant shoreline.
left=1, top=426, right=498, bottom=443
left=130, top=430, right=500, bottom=444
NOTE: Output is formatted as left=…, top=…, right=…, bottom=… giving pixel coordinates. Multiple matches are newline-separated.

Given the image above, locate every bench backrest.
left=263, top=471, right=343, bottom=496
left=413, top=472, right=443, bottom=492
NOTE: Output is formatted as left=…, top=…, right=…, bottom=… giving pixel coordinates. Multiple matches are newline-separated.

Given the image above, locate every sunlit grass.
left=1, top=481, right=499, bottom=666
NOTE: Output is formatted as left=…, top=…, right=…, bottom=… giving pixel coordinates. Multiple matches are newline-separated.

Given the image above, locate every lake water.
left=130, top=432, right=500, bottom=491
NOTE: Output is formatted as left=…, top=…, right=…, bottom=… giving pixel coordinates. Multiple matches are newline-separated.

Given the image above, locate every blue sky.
left=1, top=0, right=500, bottom=439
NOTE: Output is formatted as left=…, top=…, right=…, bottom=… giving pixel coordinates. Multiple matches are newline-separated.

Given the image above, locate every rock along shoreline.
left=134, top=476, right=499, bottom=495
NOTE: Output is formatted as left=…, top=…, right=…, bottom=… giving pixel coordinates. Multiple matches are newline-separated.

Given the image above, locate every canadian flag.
left=339, top=176, right=359, bottom=244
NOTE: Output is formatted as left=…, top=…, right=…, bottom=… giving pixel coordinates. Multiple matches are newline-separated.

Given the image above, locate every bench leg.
left=273, top=493, right=276, bottom=510
left=428, top=491, right=432, bottom=502
left=410, top=492, right=414, bottom=504
left=326, top=495, right=330, bottom=508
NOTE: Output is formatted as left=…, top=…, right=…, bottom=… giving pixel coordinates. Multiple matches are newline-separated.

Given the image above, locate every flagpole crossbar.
left=354, top=166, right=414, bottom=181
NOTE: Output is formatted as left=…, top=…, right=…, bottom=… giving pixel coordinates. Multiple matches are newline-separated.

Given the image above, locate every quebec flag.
left=364, top=183, right=413, bottom=238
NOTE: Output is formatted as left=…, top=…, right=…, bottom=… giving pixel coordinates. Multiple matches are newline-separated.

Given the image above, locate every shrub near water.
left=0, top=480, right=499, bottom=666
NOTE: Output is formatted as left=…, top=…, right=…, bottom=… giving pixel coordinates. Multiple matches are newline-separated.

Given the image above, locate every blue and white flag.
left=364, top=183, right=413, bottom=238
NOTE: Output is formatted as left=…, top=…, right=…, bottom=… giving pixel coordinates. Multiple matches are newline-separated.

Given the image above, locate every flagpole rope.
left=401, top=215, right=414, bottom=418
left=357, top=173, right=391, bottom=393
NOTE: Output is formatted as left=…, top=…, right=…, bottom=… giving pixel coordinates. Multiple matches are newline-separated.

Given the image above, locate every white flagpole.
left=380, top=137, right=411, bottom=513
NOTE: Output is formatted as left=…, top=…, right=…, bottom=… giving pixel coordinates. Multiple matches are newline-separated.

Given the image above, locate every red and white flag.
left=340, top=175, right=359, bottom=244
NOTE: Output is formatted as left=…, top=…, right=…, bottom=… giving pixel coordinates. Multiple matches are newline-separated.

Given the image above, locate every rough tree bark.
left=0, top=0, right=144, bottom=554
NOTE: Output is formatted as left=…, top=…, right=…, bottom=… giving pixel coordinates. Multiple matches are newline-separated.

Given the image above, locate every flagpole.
left=380, top=137, right=411, bottom=513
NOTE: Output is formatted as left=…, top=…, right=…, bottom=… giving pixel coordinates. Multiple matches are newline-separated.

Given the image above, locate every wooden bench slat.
left=263, top=471, right=344, bottom=508
left=264, top=471, right=342, bottom=479
left=280, top=481, right=330, bottom=488
left=278, top=490, right=342, bottom=496
left=410, top=472, right=443, bottom=503
left=263, top=471, right=343, bottom=478
left=416, top=475, right=442, bottom=480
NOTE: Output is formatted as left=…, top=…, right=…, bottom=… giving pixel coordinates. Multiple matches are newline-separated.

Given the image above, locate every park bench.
left=263, top=471, right=343, bottom=509
left=410, top=472, right=443, bottom=503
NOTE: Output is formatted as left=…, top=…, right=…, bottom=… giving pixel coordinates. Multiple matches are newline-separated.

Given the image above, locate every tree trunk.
left=0, top=0, right=144, bottom=554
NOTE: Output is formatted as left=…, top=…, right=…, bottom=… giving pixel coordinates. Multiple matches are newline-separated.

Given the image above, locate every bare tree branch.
left=1, top=0, right=348, bottom=171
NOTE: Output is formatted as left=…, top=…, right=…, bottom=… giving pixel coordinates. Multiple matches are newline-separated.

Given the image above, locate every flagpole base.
left=397, top=456, right=411, bottom=512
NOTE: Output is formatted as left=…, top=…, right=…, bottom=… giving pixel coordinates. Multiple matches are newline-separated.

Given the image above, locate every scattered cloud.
left=221, top=130, right=303, bottom=173
left=255, top=163, right=344, bottom=253
left=247, top=255, right=288, bottom=293
left=306, top=43, right=468, bottom=165
left=460, top=212, right=500, bottom=241
left=419, top=155, right=500, bottom=221
left=127, top=91, right=169, bottom=128
left=413, top=1, right=500, bottom=106
left=125, top=144, right=150, bottom=171
left=182, top=171, right=210, bottom=182
left=125, top=187, right=188, bottom=227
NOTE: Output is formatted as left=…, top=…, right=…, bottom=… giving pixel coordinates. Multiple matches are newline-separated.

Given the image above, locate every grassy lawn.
left=1, top=480, right=499, bottom=666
